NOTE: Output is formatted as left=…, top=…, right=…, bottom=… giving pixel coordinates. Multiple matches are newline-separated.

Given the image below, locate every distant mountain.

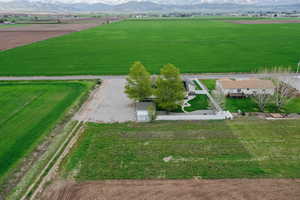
left=0, top=0, right=300, bottom=13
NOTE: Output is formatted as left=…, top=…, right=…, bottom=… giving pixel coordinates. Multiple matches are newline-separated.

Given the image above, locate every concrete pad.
left=75, top=79, right=136, bottom=123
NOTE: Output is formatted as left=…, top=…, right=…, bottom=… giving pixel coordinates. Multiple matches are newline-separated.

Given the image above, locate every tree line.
left=125, top=61, right=185, bottom=112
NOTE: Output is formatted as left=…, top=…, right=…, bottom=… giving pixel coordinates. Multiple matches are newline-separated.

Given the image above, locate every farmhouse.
left=217, top=78, right=275, bottom=97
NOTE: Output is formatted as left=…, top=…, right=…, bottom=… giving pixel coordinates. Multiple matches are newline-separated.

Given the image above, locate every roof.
left=136, top=102, right=154, bottom=111
left=218, top=78, right=275, bottom=89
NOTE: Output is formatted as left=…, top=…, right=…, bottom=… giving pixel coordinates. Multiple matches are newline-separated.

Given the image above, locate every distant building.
left=3, top=21, right=14, bottom=24
left=136, top=102, right=155, bottom=122
left=217, top=78, right=275, bottom=97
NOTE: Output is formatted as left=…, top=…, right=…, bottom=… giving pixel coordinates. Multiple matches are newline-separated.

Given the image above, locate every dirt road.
left=42, top=179, right=300, bottom=200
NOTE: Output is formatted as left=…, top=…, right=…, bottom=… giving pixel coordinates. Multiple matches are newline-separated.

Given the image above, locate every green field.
left=0, top=18, right=300, bottom=75
left=0, top=81, right=93, bottom=183
left=0, top=24, right=25, bottom=29
left=61, top=119, right=300, bottom=180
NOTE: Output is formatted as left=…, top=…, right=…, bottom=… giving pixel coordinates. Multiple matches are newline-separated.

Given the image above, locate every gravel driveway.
left=75, top=79, right=136, bottom=123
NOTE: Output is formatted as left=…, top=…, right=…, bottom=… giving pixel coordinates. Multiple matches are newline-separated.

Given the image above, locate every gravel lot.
left=74, top=78, right=136, bottom=123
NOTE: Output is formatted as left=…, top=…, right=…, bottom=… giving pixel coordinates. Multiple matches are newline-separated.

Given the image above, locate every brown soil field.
left=0, top=19, right=120, bottom=51
left=41, top=179, right=300, bottom=200
left=226, top=20, right=300, bottom=24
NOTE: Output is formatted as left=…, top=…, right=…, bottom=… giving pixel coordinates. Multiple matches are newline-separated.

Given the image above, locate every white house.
left=216, top=78, right=275, bottom=97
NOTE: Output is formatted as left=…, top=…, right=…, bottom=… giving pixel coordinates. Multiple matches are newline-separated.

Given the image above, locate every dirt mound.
left=225, top=20, right=300, bottom=24
left=41, top=179, right=300, bottom=200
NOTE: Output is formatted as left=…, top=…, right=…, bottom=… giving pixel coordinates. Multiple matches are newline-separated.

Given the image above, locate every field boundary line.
left=19, top=120, right=83, bottom=200
left=19, top=83, right=100, bottom=200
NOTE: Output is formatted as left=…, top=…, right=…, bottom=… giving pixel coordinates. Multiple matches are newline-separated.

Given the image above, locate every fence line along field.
left=0, top=18, right=300, bottom=76
left=0, top=81, right=93, bottom=190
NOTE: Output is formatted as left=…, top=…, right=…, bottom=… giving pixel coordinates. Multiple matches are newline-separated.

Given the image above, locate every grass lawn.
left=225, top=97, right=300, bottom=113
left=225, top=97, right=260, bottom=113
left=61, top=119, right=300, bottom=180
left=200, top=79, right=216, bottom=92
left=0, top=18, right=300, bottom=75
left=185, top=95, right=209, bottom=112
left=0, top=81, right=94, bottom=183
left=284, top=98, right=300, bottom=114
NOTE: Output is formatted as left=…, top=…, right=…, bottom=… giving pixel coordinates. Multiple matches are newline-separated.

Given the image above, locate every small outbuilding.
left=136, top=102, right=155, bottom=122
left=217, top=78, right=275, bottom=97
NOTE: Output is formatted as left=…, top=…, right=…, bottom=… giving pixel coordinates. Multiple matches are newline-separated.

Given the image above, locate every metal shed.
left=136, top=102, right=155, bottom=122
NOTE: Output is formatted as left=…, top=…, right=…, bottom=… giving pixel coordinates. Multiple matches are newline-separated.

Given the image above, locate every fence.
left=156, top=111, right=233, bottom=121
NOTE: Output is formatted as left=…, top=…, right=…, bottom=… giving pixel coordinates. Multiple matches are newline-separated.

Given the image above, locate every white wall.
left=222, top=88, right=274, bottom=95
left=156, top=111, right=233, bottom=121
left=137, top=111, right=150, bottom=122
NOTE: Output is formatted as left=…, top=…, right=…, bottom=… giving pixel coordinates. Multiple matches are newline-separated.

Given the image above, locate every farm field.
left=61, top=119, right=300, bottom=180
left=0, top=23, right=104, bottom=51
left=0, top=81, right=93, bottom=184
left=0, top=24, right=26, bottom=29
left=0, top=18, right=300, bottom=75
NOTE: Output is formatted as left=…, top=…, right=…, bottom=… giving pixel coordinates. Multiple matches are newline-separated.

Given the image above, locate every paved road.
left=74, top=78, right=136, bottom=123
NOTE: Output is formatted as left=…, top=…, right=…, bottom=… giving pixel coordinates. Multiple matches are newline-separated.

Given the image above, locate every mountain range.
left=1, top=0, right=300, bottom=13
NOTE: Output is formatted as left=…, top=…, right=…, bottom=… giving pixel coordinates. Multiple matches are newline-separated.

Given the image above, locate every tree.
left=252, top=91, right=271, bottom=112
left=147, top=104, right=156, bottom=121
left=155, top=64, right=185, bottom=112
left=125, top=62, right=153, bottom=102
left=212, top=89, right=225, bottom=109
left=273, top=79, right=296, bottom=110
left=261, top=67, right=296, bottom=110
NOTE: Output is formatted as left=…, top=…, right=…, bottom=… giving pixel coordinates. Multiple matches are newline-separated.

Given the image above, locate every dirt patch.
left=41, top=179, right=300, bottom=200
left=225, top=20, right=300, bottom=24
left=0, top=18, right=121, bottom=51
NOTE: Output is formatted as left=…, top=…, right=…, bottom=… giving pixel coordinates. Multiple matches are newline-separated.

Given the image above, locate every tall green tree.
left=125, top=61, right=153, bottom=102
left=155, top=64, right=185, bottom=112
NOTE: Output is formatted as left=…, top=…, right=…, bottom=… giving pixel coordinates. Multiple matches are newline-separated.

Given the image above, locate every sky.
left=0, top=0, right=298, bottom=5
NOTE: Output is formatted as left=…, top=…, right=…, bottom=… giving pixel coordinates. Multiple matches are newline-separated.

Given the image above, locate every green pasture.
left=0, top=18, right=300, bottom=75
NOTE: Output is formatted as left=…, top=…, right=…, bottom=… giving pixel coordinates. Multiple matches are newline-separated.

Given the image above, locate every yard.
left=225, top=97, right=300, bottom=113
left=200, top=79, right=216, bottom=92
left=0, top=18, right=300, bottom=75
left=0, top=81, right=95, bottom=184
left=184, top=95, right=209, bottom=112
left=61, top=119, right=300, bottom=180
